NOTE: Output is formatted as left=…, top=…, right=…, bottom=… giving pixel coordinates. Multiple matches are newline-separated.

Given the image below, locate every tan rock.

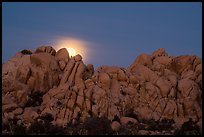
left=22, top=107, right=39, bottom=123
left=16, top=90, right=29, bottom=107
left=2, top=47, right=202, bottom=130
left=56, top=48, right=69, bottom=63
left=29, top=53, right=61, bottom=93
left=76, top=95, right=84, bottom=108
left=42, top=93, right=51, bottom=105
left=85, top=99, right=91, bottom=112
left=54, top=92, right=65, bottom=99
left=98, top=72, right=111, bottom=90
left=85, top=79, right=94, bottom=88
left=35, top=46, right=56, bottom=56
left=120, top=117, right=138, bottom=125
left=67, top=109, right=73, bottom=124
left=68, top=62, right=80, bottom=86
left=48, top=87, right=59, bottom=97
left=58, top=108, right=66, bottom=119
left=156, top=77, right=172, bottom=97
left=111, top=121, right=121, bottom=131
left=75, top=77, right=85, bottom=90
left=86, top=64, right=94, bottom=76
left=59, top=58, right=75, bottom=85
left=75, top=62, right=86, bottom=77
left=2, top=103, right=18, bottom=113
left=166, top=75, right=177, bottom=87
left=138, top=130, right=150, bottom=135
left=15, top=57, right=31, bottom=84
left=13, top=108, right=23, bottom=116
left=181, top=70, right=196, bottom=80
left=92, top=86, right=106, bottom=101
left=196, top=74, right=202, bottom=87
left=173, top=55, right=195, bottom=74
left=74, top=54, right=82, bottom=62
left=35, top=46, right=46, bottom=53
left=87, top=64, right=94, bottom=71
left=2, top=94, right=16, bottom=105
left=178, top=78, right=195, bottom=98
left=153, top=56, right=172, bottom=66
left=108, top=104, right=120, bottom=121
left=168, top=88, right=175, bottom=98
left=73, top=106, right=80, bottom=119
left=136, top=106, right=153, bottom=120
left=162, top=99, right=176, bottom=119
left=85, top=88, right=93, bottom=99
left=55, top=118, right=64, bottom=126
left=41, top=107, right=56, bottom=119
left=118, top=69, right=127, bottom=81
left=8, top=112, right=15, bottom=120
left=58, top=60, right=66, bottom=70
left=129, top=64, right=158, bottom=83
left=145, top=82, right=157, bottom=97
left=67, top=98, right=75, bottom=109
left=129, top=75, right=138, bottom=84
left=99, top=66, right=119, bottom=79
left=110, top=79, right=121, bottom=102
left=129, top=53, right=152, bottom=70
left=195, top=64, right=202, bottom=76
left=125, top=86, right=137, bottom=95
left=151, top=111, right=161, bottom=121
left=152, top=48, right=168, bottom=58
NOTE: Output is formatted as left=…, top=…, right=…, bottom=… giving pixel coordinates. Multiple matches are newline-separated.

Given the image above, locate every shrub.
left=21, top=49, right=32, bottom=55
left=114, top=122, right=139, bottom=135
left=27, top=113, right=66, bottom=135
left=83, top=117, right=113, bottom=135
left=2, top=118, right=27, bottom=135
left=174, top=119, right=201, bottom=135
left=24, top=92, right=44, bottom=107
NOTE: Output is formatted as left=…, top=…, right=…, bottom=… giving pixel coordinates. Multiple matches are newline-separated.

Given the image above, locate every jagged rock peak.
left=2, top=46, right=202, bottom=135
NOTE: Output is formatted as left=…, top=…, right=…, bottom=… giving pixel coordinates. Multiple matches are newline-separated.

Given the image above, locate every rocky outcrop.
left=2, top=47, right=202, bottom=135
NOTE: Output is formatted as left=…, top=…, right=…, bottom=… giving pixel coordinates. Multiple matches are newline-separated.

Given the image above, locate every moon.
left=67, top=47, right=76, bottom=57
left=54, top=37, right=90, bottom=63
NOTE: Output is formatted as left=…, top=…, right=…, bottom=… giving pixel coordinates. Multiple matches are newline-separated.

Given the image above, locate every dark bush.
left=3, top=114, right=83, bottom=135
left=21, top=49, right=32, bottom=55
left=114, top=122, right=139, bottom=135
left=46, top=124, right=66, bottom=135
left=2, top=118, right=27, bottom=135
left=27, top=113, right=65, bottom=135
left=83, top=117, right=113, bottom=135
left=24, top=92, right=44, bottom=107
left=174, top=119, right=201, bottom=135
left=27, top=120, right=66, bottom=135
left=125, top=109, right=138, bottom=120
left=136, top=118, right=174, bottom=131
left=37, top=113, right=54, bottom=123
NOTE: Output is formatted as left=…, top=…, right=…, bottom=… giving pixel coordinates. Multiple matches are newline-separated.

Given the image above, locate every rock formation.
left=2, top=47, right=202, bottom=135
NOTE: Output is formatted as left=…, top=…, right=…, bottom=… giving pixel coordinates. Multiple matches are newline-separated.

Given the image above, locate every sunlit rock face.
left=2, top=47, right=202, bottom=134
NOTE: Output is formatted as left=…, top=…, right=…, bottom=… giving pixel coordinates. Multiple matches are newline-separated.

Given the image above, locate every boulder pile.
left=2, top=46, right=202, bottom=135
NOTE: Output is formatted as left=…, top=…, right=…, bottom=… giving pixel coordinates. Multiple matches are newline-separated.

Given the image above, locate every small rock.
left=56, top=48, right=69, bottom=63
left=58, top=60, right=66, bottom=70
left=13, top=108, right=23, bottom=116
left=111, top=121, right=121, bottom=131
left=74, top=54, right=82, bottom=62
left=120, top=117, right=138, bottom=125
left=138, top=130, right=150, bottom=135
left=35, top=46, right=56, bottom=56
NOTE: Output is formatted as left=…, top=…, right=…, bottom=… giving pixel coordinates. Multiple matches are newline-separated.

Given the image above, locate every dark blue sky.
left=2, top=2, right=202, bottom=68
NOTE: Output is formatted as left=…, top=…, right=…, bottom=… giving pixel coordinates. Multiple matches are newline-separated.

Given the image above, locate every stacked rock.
left=2, top=47, right=202, bottom=134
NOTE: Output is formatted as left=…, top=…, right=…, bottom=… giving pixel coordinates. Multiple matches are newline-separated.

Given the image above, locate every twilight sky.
left=2, top=2, right=202, bottom=68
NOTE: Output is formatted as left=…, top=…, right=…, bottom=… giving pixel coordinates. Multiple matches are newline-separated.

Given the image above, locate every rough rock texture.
left=2, top=47, right=202, bottom=135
